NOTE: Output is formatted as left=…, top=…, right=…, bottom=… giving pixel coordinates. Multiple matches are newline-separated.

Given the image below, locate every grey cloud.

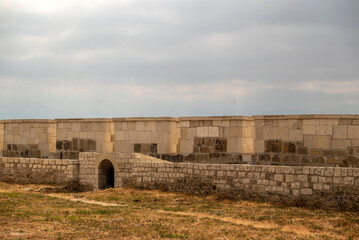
left=0, top=0, right=358, bottom=118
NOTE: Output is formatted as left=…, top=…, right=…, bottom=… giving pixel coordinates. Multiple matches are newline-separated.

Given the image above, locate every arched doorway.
left=98, top=159, right=114, bottom=189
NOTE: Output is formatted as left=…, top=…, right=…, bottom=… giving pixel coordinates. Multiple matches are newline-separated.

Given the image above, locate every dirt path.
left=157, top=210, right=278, bottom=229
left=47, top=194, right=123, bottom=207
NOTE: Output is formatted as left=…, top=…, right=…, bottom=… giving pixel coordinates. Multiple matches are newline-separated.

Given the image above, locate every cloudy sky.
left=1, top=0, right=358, bottom=119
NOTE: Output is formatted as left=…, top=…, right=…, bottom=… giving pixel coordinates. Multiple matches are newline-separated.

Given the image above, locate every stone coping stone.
left=253, top=114, right=359, bottom=120
left=0, top=157, right=79, bottom=164
left=1, top=119, right=56, bottom=123
left=113, top=117, right=179, bottom=122
left=2, top=115, right=359, bottom=123
left=179, top=116, right=253, bottom=121
left=55, top=118, right=113, bottom=122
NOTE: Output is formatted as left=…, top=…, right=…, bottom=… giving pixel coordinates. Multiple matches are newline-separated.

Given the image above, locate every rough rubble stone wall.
left=81, top=153, right=359, bottom=210
left=113, top=118, right=180, bottom=154
left=2, top=120, right=56, bottom=158
left=54, top=119, right=114, bottom=159
left=0, top=157, right=79, bottom=184
left=253, top=115, right=359, bottom=167
left=79, top=152, right=165, bottom=190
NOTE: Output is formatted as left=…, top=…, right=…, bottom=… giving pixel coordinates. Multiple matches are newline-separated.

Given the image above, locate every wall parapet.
left=1, top=115, right=359, bottom=167
left=79, top=152, right=359, bottom=210
left=253, top=114, right=359, bottom=120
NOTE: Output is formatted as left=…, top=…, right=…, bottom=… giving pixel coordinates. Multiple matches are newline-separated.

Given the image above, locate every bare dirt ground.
left=0, top=181, right=358, bottom=239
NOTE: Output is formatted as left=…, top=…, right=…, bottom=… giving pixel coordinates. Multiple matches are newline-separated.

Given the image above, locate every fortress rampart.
left=1, top=115, right=359, bottom=167
left=1, top=152, right=357, bottom=210
left=0, top=115, right=358, bottom=210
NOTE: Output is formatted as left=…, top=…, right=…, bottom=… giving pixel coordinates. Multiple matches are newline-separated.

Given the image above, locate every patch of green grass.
left=1, top=192, right=19, bottom=198
left=160, top=232, right=189, bottom=238
left=68, top=215, right=84, bottom=224
left=163, top=206, right=183, bottom=212
left=95, top=209, right=118, bottom=215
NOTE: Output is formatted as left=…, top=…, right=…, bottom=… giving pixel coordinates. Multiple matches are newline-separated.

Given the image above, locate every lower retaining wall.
left=1, top=153, right=358, bottom=210
left=115, top=157, right=359, bottom=210
left=0, top=157, right=79, bottom=184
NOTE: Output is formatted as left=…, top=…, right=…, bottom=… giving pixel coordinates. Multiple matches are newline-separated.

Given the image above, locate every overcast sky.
left=1, top=0, right=358, bottom=119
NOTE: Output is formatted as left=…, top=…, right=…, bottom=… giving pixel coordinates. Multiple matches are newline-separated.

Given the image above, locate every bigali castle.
left=0, top=115, right=358, bottom=210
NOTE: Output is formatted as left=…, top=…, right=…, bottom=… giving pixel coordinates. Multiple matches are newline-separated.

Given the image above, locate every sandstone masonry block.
left=313, top=136, right=332, bottom=150
left=208, top=127, right=219, bottom=137
left=333, top=125, right=348, bottom=139
left=332, top=140, right=351, bottom=150
left=316, top=125, right=332, bottom=135
left=289, top=129, right=303, bottom=141
left=303, top=125, right=315, bottom=135
left=254, top=141, right=265, bottom=153
left=271, top=127, right=289, bottom=140
left=348, top=126, right=359, bottom=139
left=197, top=127, right=209, bottom=137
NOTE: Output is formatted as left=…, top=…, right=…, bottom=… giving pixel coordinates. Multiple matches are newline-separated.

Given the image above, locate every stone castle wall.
left=55, top=119, right=114, bottom=159
left=177, top=116, right=253, bottom=163
left=80, top=153, right=359, bottom=210
left=179, top=116, right=254, bottom=154
left=113, top=118, right=180, bottom=154
left=1, top=120, right=56, bottom=158
left=253, top=115, right=359, bottom=167
left=0, top=115, right=359, bottom=167
left=0, top=157, right=78, bottom=184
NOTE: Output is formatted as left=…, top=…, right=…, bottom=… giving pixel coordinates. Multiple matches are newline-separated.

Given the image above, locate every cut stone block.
left=348, top=126, right=359, bottom=139
left=333, top=125, right=348, bottom=139
left=332, top=140, right=351, bottom=150
left=196, top=127, right=209, bottom=137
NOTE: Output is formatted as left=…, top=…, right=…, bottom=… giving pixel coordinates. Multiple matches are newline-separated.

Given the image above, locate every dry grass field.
left=0, top=182, right=358, bottom=240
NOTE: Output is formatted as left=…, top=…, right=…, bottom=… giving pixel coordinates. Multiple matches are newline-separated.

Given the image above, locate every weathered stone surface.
left=288, top=129, right=303, bottom=141
left=215, top=138, right=227, bottom=152
left=259, top=154, right=270, bottom=161
left=297, top=146, right=308, bottom=155
left=254, top=140, right=265, bottom=153
left=150, top=144, right=158, bottom=153
left=265, top=140, right=282, bottom=153
left=196, top=153, right=209, bottom=161
left=323, top=150, right=346, bottom=156
left=333, top=125, right=348, bottom=139
left=348, top=126, right=359, bottom=139
left=283, top=142, right=296, bottom=154
left=308, top=149, right=323, bottom=156
left=343, top=156, right=359, bottom=167
left=332, top=140, right=351, bottom=150
left=313, top=157, right=325, bottom=164
left=328, top=157, right=344, bottom=165
left=88, top=140, right=96, bottom=151
left=272, top=155, right=281, bottom=162
left=134, top=144, right=141, bottom=153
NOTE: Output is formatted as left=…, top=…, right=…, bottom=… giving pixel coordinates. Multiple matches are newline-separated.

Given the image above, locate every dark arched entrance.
left=98, top=159, right=114, bottom=189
